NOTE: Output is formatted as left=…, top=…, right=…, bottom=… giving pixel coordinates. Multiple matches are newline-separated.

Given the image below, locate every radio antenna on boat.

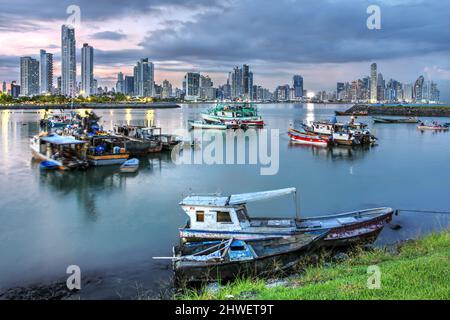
left=294, top=189, right=299, bottom=220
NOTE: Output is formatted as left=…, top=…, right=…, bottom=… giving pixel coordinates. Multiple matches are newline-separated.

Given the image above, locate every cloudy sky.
left=0, top=0, right=449, bottom=100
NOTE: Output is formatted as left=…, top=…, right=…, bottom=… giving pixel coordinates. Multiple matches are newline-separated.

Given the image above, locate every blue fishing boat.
left=39, top=160, right=60, bottom=170
left=120, top=158, right=139, bottom=173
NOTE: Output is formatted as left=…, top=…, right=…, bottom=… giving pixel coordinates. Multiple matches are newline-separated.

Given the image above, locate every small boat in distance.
left=178, top=187, right=394, bottom=247
left=417, top=121, right=449, bottom=131
left=288, top=128, right=330, bottom=146
left=167, top=231, right=328, bottom=284
left=373, top=116, right=419, bottom=124
left=120, top=158, right=139, bottom=173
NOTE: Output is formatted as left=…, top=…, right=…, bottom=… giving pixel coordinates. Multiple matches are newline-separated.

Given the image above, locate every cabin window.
left=216, top=211, right=232, bottom=223
left=236, top=209, right=247, bottom=221
left=196, top=211, right=205, bottom=222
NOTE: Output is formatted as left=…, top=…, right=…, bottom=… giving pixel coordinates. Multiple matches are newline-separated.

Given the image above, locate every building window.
left=217, top=211, right=232, bottom=223
left=196, top=211, right=204, bottom=222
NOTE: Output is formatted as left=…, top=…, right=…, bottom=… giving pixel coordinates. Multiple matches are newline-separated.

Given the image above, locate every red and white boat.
left=288, top=128, right=330, bottom=146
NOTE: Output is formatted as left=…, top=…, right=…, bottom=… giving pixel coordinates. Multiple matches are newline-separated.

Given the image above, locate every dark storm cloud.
left=137, top=0, right=450, bottom=64
left=91, top=31, right=127, bottom=41
left=0, top=0, right=226, bottom=24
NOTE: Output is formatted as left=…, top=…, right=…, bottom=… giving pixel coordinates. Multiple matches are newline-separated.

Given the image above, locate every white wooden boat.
left=120, top=158, right=139, bottom=173
left=288, top=128, right=329, bottom=146
left=178, top=188, right=394, bottom=248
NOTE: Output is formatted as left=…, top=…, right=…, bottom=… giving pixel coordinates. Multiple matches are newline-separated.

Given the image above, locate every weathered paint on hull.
left=180, top=212, right=393, bottom=247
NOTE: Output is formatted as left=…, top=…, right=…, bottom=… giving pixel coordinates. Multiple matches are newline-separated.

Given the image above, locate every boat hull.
left=174, top=233, right=325, bottom=284
left=179, top=209, right=394, bottom=248
left=87, top=154, right=129, bottom=166
left=417, top=125, right=449, bottom=131
left=288, top=132, right=329, bottom=146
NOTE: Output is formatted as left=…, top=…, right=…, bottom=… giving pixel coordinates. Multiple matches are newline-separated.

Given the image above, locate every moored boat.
left=30, top=133, right=89, bottom=170
left=120, top=158, right=139, bottom=173
left=288, top=128, right=330, bottom=146
left=85, top=135, right=130, bottom=166
left=201, top=103, right=264, bottom=127
left=189, top=120, right=228, bottom=130
left=167, top=231, right=328, bottom=284
left=113, top=125, right=163, bottom=154
left=373, top=116, right=419, bottom=124
left=178, top=188, right=394, bottom=248
left=417, top=121, right=449, bottom=131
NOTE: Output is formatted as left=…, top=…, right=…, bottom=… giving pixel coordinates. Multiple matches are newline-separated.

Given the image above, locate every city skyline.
left=0, top=0, right=449, bottom=100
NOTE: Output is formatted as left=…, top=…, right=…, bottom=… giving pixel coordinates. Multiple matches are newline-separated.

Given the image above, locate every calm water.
left=0, top=103, right=449, bottom=298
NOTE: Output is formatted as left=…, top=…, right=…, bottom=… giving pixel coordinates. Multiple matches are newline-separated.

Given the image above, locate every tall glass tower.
left=61, top=25, right=76, bottom=97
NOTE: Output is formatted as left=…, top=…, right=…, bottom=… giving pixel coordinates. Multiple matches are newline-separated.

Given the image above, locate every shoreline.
left=0, top=102, right=181, bottom=110
left=181, top=230, right=450, bottom=300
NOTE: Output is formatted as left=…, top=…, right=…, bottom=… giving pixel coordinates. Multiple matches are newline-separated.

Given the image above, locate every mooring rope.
left=396, top=209, right=450, bottom=215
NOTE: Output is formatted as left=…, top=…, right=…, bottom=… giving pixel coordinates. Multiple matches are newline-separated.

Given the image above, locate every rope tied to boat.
left=395, top=209, right=450, bottom=215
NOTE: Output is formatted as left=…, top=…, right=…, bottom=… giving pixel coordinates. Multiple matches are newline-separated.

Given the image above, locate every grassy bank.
left=180, top=231, right=450, bottom=300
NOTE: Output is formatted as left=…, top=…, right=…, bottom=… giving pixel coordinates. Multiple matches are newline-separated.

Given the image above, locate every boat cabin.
left=114, top=125, right=162, bottom=142
left=179, top=188, right=297, bottom=232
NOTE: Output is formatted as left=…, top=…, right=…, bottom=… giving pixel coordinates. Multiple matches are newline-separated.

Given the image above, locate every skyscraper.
left=231, top=66, right=242, bottom=99
left=133, top=58, right=154, bottom=97
left=39, top=50, right=53, bottom=94
left=61, top=25, right=76, bottom=97
left=413, top=75, right=424, bottom=101
left=162, top=80, right=173, bottom=99
left=336, top=82, right=345, bottom=100
left=183, top=72, right=200, bottom=100
left=124, top=76, right=134, bottom=95
left=293, top=75, right=304, bottom=98
left=370, top=63, right=377, bottom=102
left=81, top=43, right=94, bottom=97
left=20, top=56, right=39, bottom=96
left=2, top=81, right=6, bottom=93
left=242, top=64, right=252, bottom=100
left=116, top=72, right=124, bottom=94
left=11, top=81, right=20, bottom=98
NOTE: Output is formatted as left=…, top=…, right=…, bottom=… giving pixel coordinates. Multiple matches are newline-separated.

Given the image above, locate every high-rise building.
left=11, top=81, right=20, bottom=98
left=162, top=80, right=173, bottom=99
left=133, top=58, right=154, bottom=97
left=242, top=64, right=253, bottom=100
left=403, top=83, right=413, bottom=102
left=124, top=76, right=134, bottom=95
left=92, top=79, right=98, bottom=95
left=183, top=72, right=200, bottom=100
left=116, top=72, right=124, bottom=94
left=61, top=25, right=76, bottom=97
left=336, top=82, right=345, bottom=100
left=413, top=75, right=424, bottom=101
left=231, top=66, right=242, bottom=99
left=2, top=81, right=6, bottom=93
left=39, top=50, right=53, bottom=94
left=370, top=63, right=377, bottom=102
left=293, top=75, right=304, bottom=98
left=20, top=56, right=39, bottom=96
left=81, top=43, right=94, bottom=97
left=430, top=81, right=440, bottom=102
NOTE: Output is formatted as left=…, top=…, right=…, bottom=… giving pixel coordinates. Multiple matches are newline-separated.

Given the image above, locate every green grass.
left=179, top=231, right=450, bottom=300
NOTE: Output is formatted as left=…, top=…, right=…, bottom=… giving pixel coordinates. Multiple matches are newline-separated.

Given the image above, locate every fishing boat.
left=373, top=116, right=419, bottom=124
left=113, top=125, right=163, bottom=154
left=120, top=158, right=139, bottom=173
left=85, top=135, right=130, bottom=166
left=30, top=133, right=89, bottom=170
left=417, top=121, right=449, bottom=131
left=39, top=160, right=60, bottom=170
left=288, top=128, right=330, bottom=146
left=178, top=188, right=394, bottom=248
left=160, top=134, right=183, bottom=151
left=166, top=231, right=328, bottom=284
left=188, top=120, right=228, bottom=130
left=201, top=103, right=265, bottom=127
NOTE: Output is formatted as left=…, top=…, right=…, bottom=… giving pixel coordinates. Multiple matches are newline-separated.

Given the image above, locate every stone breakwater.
left=345, top=104, right=450, bottom=117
